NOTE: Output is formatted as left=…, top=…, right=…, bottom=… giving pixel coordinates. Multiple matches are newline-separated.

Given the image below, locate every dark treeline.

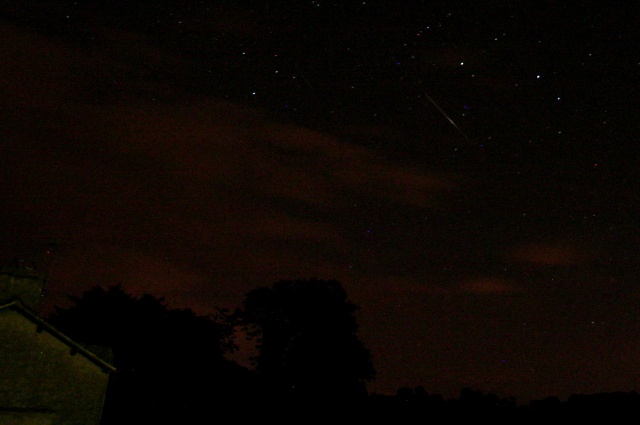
left=369, top=387, right=640, bottom=424
left=49, top=279, right=640, bottom=424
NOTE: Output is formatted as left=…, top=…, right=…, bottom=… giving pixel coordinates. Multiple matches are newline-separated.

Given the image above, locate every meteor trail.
left=393, top=56, right=472, bottom=143
left=422, top=91, right=471, bottom=142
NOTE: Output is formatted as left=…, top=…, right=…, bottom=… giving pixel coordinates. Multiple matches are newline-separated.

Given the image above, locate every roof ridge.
left=0, top=301, right=116, bottom=374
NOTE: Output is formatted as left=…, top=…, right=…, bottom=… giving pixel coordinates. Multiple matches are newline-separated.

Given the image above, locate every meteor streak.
left=422, top=91, right=471, bottom=141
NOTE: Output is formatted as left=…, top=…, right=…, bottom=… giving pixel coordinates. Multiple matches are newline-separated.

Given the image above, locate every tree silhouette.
left=48, top=285, right=255, bottom=424
left=237, top=278, right=374, bottom=406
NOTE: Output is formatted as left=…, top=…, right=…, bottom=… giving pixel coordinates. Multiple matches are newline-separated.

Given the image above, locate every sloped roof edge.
left=0, top=300, right=116, bottom=374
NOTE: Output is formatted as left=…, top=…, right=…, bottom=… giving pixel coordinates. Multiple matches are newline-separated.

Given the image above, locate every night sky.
left=2, top=1, right=640, bottom=403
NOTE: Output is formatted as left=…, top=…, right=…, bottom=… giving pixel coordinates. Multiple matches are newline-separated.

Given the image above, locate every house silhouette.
left=0, top=262, right=115, bottom=425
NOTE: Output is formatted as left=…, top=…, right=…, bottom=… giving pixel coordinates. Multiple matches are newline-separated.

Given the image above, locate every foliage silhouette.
left=43, top=282, right=640, bottom=423
left=236, top=278, right=374, bottom=407
left=48, top=285, right=255, bottom=424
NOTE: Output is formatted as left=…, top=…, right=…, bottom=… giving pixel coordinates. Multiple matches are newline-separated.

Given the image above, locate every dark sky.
left=2, top=0, right=640, bottom=403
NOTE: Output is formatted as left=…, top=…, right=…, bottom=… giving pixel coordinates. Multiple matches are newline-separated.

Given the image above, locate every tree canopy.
left=237, top=278, right=375, bottom=403
left=48, top=285, right=253, bottom=423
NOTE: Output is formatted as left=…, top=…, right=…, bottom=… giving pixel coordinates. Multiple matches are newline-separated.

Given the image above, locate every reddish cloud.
left=356, top=275, right=447, bottom=295
left=0, top=21, right=454, bottom=314
left=458, top=277, right=521, bottom=294
left=509, top=242, right=587, bottom=266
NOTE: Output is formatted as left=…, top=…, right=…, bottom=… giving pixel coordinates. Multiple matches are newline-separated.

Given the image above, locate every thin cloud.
left=1, top=20, right=455, bottom=312
left=509, top=242, right=587, bottom=267
left=458, top=277, right=522, bottom=294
